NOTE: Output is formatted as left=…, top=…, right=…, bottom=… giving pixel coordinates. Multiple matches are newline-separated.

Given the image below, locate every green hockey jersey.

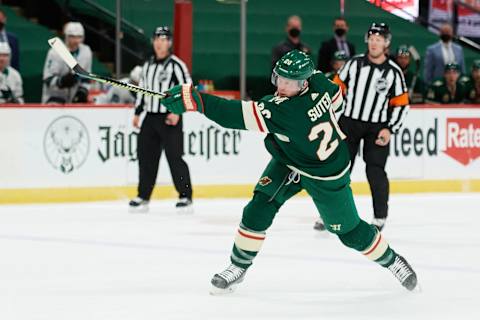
left=459, top=75, right=480, bottom=103
left=404, top=70, right=425, bottom=104
left=324, top=71, right=336, bottom=81
left=199, top=71, right=350, bottom=180
left=425, top=77, right=467, bottom=104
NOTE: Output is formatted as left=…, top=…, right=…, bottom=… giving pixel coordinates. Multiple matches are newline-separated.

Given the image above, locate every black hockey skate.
left=388, top=255, right=418, bottom=291
left=128, top=197, right=149, bottom=213
left=372, top=218, right=386, bottom=231
left=313, top=219, right=326, bottom=231
left=175, top=197, right=193, bottom=213
left=210, top=264, right=247, bottom=295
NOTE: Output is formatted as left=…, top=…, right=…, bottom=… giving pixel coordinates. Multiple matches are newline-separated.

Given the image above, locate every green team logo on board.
left=43, top=115, right=90, bottom=174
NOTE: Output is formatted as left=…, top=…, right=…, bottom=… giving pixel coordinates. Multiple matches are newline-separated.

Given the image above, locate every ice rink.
left=1, top=193, right=480, bottom=320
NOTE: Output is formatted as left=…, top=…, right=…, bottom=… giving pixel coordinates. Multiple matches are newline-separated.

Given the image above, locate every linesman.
left=129, top=26, right=193, bottom=212
left=315, top=23, right=409, bottom=231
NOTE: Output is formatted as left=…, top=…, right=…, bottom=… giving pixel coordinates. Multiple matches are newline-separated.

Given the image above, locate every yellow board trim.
left=1, top=180, right=480, bottom=204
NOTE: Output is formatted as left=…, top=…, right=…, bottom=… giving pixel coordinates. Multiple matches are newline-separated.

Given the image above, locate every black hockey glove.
left=57, top=73, right=77, bottom=88
left=72, top=86, right=89, bottom=103
left=1, top=89, right=14, bottom=102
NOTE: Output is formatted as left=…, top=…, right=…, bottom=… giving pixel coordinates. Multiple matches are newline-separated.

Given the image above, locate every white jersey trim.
left=241, top=101, right=269, bottom=133
left=331, top=88, right=343, bottom=111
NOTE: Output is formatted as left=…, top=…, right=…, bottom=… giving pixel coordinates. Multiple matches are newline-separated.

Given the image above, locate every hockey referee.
left=129, top=26, right=193, bottom=212
left=315, top=23, right=409, bottom=231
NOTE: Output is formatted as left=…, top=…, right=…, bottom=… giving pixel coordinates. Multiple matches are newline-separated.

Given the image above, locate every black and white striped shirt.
left=135, top=54, right=191, bottom=115
left=334, top=54, right=409, bottom=133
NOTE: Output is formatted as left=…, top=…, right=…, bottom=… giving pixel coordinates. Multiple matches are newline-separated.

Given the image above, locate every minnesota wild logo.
left=470, top=89, right=476, bottom=100
left=442, top=93, right=450, bottom=103
left=259, top=176, right=272, bottom=186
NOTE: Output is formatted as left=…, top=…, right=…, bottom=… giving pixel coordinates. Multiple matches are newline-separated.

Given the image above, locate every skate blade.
left=209, top=284, right=238, bottom=295
left=128, top=206, right=149, bottom=213
left=176, top=206, right=194, bottom=214
left=410, top=282, right=422, bottom=293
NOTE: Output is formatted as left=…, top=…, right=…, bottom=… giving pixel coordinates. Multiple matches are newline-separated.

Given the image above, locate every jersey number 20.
left=308, top=109, right=346, bottom=161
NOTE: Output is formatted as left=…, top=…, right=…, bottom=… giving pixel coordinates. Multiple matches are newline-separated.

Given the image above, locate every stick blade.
left=48, top=37, right=78, bottom=70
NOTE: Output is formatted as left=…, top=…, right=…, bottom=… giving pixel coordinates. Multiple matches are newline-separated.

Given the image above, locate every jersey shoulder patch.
left=261, top=94, right=290, bottom=106
left=309, top=71, right=338, bottom=93
left=459, top=76, right=471, bottom=84
left=80, top=43, right=93, bottom=55
left=352, top=53, right=365, bottom=60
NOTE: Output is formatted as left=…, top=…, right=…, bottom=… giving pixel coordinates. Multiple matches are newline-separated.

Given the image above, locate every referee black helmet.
left=365, top=23, right=391, bottom=46
left=153, top=26, right=172, bottom=39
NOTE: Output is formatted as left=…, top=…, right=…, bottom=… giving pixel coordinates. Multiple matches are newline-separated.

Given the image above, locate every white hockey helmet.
left=64, top=22, right=85, bottom=37
left=129, top=65, right=142, bottom=83
left=0, top=42, right=11, bottom=55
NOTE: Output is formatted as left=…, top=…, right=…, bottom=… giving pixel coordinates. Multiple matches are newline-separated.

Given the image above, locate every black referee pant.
left=137, top=113, right=192, bottom=201
left=339, top=116, right=389, bottom=219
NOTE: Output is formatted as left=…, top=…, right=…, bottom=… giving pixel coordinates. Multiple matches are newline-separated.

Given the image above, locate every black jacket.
left=6, top=32, right=19, bottom=71
left=317, top=37, right=355, bottom=72
left=272, top=38, right=311, bottom=67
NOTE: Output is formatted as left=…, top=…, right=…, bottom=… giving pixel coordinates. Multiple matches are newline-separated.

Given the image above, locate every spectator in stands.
left=324, top=50, right=347, bottom=80
left=424, top=23, right=465, bottom=85
left=42, top=22, right=92, bottom=103
left=460, top=60, right=480, bottom=104
left=425, top=63, right=467, bottom=103
left=94, top=65, right=142, bottom=104
left=0, top=42, right=22, bottom=103
left=271, top=15, right=311, bottom=67
left=317, top=17, right=355, bottom=73
left=0, top=9, right=19, bottom=71
left=394, top=45, right=425, bottom=104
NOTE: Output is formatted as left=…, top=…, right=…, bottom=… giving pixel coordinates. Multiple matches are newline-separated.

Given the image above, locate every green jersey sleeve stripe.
left=241, top=100, right=269, bottom=133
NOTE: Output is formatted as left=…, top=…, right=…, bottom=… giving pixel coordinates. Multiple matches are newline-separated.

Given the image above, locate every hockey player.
left=94, top=65, right=142, bottom=104
left=42, top=22, right=92, bottom=103
left=317, top=23, right=410, bottom=233
left=394, top=45, right=425, bottom=104
left=425, top=63, right=467, bottom=104
left=324, top=50, right=347, bottom=80
left=0, top=42, right=23, bottom=103
left=161, top=50, right=418, bottom=294
left=460, top=60, right=480, bottom=104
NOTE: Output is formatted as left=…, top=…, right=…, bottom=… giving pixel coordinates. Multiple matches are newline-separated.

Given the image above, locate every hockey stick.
left=47, top=37, right=168, bottom=99
left=408, top=45, right=421, bottom=102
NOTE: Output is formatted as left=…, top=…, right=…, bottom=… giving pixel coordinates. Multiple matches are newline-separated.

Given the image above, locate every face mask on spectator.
left=289, top=28, right=301, bottom=38
left=440, top=34, right=452, bottom=42
left=334, top=28, right=346, bottom=37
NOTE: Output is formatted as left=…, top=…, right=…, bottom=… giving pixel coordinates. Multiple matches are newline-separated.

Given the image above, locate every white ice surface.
left=1, top=194, right=480, bottom=320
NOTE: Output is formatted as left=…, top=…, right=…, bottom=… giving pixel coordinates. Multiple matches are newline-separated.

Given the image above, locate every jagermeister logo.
left=96, top=124, right=242, bottom=163
left=185, top=125, right=241, bottom=160
left=43, top=115, right=90, bottom=174
left=98, top=126, right=138, bottom=162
